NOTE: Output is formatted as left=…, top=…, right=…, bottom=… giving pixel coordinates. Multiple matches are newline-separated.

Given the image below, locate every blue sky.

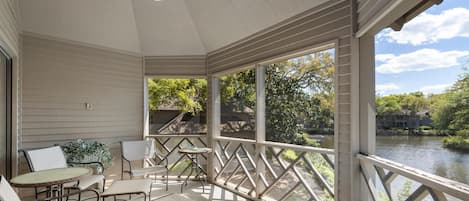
left=375, top=0, right=469, bottom=96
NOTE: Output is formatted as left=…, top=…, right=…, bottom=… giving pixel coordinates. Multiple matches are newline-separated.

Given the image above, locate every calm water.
left=320, top=135, right=469, bottom=184
left=376, top=136, right=469, bottom=184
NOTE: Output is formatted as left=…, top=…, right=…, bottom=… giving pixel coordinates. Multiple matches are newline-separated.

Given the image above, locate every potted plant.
left=61, top=139, right=113, bottom=173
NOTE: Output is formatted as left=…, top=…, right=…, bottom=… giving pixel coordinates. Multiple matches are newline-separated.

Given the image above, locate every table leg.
left=181, top=154, right=195, bottom=193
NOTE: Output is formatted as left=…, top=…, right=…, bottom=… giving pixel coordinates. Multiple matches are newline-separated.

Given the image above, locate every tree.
left=148, top=78, right=207, bottom=114
left=265, top=52, right=334, bottom=144
left=218, top=52, right=335, bottom=145
left=431, top=72, right=469, bottom=131
left=376, top=95, right=402, bottom=115
left=149, top=51, right=335, bottom=146
left=398, top=92, right=428, bottom=115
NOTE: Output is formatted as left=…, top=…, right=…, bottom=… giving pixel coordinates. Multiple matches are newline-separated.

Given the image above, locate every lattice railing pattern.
left=146, top=135, right=207, bottom=178
left=259, top=143, right=335, bottom=201
left=213, top=137, right=335, bottom=201
left=213, top=138, right=258, bottom=197
left=358, top=154, right=469, bottom=201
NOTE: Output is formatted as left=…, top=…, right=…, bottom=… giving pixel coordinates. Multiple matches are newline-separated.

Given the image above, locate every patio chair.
left=22, top=146, right=105, bottom=200
left=121, top=140, right=168, bottom=190
left=0, top=175, right=99, bottom=201
left=0, top=175, right=21, bottom=201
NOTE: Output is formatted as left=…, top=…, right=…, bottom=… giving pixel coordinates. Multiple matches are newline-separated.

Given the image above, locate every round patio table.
left=10, top=167, right=90, bottom=201
left=11, top=167, right=90, bottom=188
left=178, top=147, right=212, bottom=193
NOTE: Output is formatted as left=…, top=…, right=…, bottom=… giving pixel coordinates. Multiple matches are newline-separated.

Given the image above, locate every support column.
left=359, top=35, right=376, bottom=155
left=143, top=77, right=149, bottom=138
left=255, top=66, right=266, bottom=197
left=207, top=76, right=220, bottom=182
left=358, top=35, right=376, bottom=200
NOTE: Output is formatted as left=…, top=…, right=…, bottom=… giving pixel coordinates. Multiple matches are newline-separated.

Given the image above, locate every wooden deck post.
left=207, top=76, right=220, bottom=182
left=358, top=34, right=377, bottom=200
left=255, top=65, right=266, bottom=198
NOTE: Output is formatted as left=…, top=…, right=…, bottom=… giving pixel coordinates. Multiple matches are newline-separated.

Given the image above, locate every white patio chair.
left=121, top=140, right=168, bottom=190
left=23, top=146, right=105, bottom=200
left=0, top=175, right=21, bottom=201
left=0, top=175, right=99, bottom=201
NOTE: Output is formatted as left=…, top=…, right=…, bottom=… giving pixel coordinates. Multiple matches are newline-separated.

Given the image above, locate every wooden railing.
left=146, top=134, right=207, bottom=178
left=213, top=136, right=335, bottom=200
left=358, top=154, right=469, bottom=201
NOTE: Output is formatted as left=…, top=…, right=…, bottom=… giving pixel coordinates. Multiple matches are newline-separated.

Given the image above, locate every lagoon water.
left=321, top=135, right=469, bottom=184
left=376, top=136, right=469, bottom=184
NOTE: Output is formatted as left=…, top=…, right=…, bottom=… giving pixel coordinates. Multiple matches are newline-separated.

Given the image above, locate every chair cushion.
left=102, top=179, right=152, bottom=197
left=130, top=166, right=166, bottom=177
left=64, top=174, right=105, bottom=190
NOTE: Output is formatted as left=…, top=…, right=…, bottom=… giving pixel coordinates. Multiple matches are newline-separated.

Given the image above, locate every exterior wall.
left=357, top=0, right=393, bottom=30
left=144, top=55, right=206, bottom=77
left=0, top=0, right=19, bottom=56
left=21, top=34, right=144, bottom=149
left=0, top=0, right=20, bottom=177
left=206, top=0, right=358, bottom=200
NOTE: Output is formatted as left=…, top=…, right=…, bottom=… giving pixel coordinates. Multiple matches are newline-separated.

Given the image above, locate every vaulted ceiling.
left=19, top=0, right=328, bottom=56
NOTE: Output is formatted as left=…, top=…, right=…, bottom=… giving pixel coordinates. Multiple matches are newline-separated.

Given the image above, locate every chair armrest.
left=68, top=161, right=105, bottom=174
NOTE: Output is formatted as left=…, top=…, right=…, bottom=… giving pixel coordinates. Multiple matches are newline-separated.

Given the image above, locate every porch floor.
left=79, top=180, right=248, bottom=201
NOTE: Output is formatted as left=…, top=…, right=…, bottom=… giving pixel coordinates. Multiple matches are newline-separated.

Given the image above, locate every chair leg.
left=166, top=170, right=169, bottom=191
left=78, top=191, right=81, bottom=201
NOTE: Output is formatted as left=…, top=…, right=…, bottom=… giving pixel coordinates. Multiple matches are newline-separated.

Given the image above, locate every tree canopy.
left=148, top=51, right=335, bottom=146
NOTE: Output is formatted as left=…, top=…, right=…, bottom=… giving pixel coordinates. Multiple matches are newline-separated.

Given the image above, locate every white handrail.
left=146, top=134, right=206, bottom=138
left=259, top=141, right=334, bottom=155
left=213, top=136, right=256, bottom=144
left=357, top=154, right=469, bottom=200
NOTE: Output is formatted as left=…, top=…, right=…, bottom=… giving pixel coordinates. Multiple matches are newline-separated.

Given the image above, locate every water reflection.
left=318, top=135, right=469, bottom=184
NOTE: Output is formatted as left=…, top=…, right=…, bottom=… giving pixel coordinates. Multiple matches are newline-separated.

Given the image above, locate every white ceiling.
left=19, top=0, right=328, bottom=56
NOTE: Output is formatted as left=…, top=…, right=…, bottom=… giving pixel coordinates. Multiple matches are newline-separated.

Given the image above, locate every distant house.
left=376, top=110, right=432, bottom=131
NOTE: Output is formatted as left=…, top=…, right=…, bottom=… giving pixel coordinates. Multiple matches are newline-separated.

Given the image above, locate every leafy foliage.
left=431, top=72, right=469, bottom=131
left=376, top=92, right=429, bottom=116
left=148, top=79, right=207, bottom=114
left=61, top=139, right=113, bottom=169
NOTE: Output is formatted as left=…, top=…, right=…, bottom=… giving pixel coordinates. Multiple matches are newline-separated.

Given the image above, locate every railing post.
left=255, top=65, right=266, bottom=198
left=143, top=77, right=149, bottom=138
left=207, top=76, right=220, bottom=182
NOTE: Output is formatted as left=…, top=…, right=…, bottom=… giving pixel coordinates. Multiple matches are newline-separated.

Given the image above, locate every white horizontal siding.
left=144, top=55, right=206, bottom=77
left=21, top=35, right=144, bottom=149
left=207, top=0, right=351, bottom=74
left=0, top=0, right=19, bottom=56
left=357, top=0, right=393, bottom=30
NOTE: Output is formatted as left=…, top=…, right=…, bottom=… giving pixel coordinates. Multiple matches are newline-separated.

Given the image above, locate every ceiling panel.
left=20, top=0, right=142, bottom=53
left=19, top=0, right=330, bottom=55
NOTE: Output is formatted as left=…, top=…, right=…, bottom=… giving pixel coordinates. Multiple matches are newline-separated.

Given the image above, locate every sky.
left=375, top=0, right=469, bottom=96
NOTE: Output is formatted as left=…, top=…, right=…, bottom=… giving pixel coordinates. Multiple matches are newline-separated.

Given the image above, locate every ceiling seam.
left=130, top=0, right=144, bottom=55
left=182, top=0, right=208, bottom=54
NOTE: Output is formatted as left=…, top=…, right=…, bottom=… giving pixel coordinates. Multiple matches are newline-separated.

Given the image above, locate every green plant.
left=61, top=139, right=113, bottom=169
left=397, top=181, right=412, bottom=201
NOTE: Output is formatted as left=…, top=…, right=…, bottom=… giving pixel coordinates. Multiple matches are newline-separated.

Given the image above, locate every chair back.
left=24, top=146, right=68, bottom=171
left=0, top=175, right=21, bottom=201
left=121, top=140, right=155, bottom=161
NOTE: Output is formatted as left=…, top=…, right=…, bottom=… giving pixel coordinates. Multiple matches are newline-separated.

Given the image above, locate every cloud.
left=376, top=49, right=469, bottom=74
left=379, top=8, right=469, bottom=45
left=376, top=83, right=400, bottom=95
left=419, top=84, right=451, bottom=95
